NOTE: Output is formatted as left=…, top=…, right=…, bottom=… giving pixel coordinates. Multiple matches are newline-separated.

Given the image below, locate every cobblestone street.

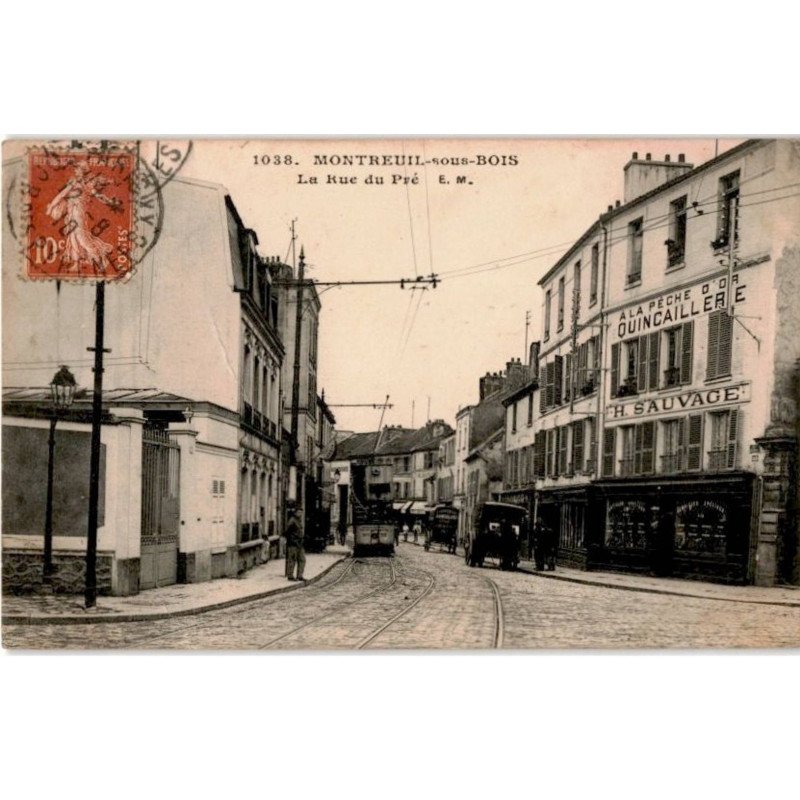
left=4, top=542, right=800, bottom=650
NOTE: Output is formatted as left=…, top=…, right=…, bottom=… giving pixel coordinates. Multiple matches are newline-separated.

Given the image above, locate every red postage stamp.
left=24, top=148, right=136, bottom=280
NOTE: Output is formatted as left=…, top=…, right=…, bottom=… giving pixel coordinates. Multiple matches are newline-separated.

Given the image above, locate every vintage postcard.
left=2, top=137, right=799, bottom=650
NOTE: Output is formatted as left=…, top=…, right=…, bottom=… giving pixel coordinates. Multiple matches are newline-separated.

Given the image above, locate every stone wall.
left=2, top=551, right=112, bottom=595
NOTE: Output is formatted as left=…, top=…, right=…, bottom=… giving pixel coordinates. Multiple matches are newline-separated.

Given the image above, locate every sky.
left=177, top=138, right=741, bottom=432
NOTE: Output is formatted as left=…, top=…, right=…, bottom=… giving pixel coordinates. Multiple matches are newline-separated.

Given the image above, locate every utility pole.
left=524, top=310, right=531, bottom=361
left=289, top=236, right=306, bottom=506
left=85, top=282, right=109, bottom=608
left=427, top=396, right=431, bottom=422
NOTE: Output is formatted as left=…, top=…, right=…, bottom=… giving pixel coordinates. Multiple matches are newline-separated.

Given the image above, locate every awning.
left=392, top=502, right=406, bottom=510
left=393, top=501, right=413, bottom=514
left=409, top=501, right=429, bottom=515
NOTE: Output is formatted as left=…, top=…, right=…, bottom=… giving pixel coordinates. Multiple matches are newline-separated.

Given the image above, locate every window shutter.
left=680, top=321, right=693, bottom=384
left=559, top=426, right=568, bottom=474
left=634, top=422, right=644, bottom=474
left=706, top=311, right=721, bottom=380
left=610, top=342, right=620, bottom=397
left=648, top=332, right=660, bottom=391
left=640, top=421, right=656, bottom=474
left=553, top=355, right=563, bottom=406
left=637, top=335, right=649, bottom=392
left=534, top=430, right=546, bottom=477
left=564, top=353, right=572, bottom=402
left=727, top=408, right=740, bottom=469
left=539, top=367, right=547, bottom=412
left=589, top=421, right=597, bottom=473
left=602, top=427, right=616, bottom=477
left=546, top=361, right=555, bottom=408
left=572, top=420, right=584, bottom=472
left=686, top=413, right=703, bottom=471
left=718, top=311, right=733, bottom=377
left=677, top=417, right=686, bottom=468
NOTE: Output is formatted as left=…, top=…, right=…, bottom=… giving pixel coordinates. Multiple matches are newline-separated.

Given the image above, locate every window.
left=667, top=196, right=687, bottom=267
left=590, top=243, right=599, bottom=305
left=573, top=261, right=581, bottom=319
left=424, top=451, right=435, bottom=470
left=511, top=402, right=518, bottom=433
left=544, top=290, right=552, bottom=340
left=585, top=417, right=597, bottom=473
left=663, top=321, right=693, bottom=387
left=708, top=409, right=740, bottom=470
left=618, top=422, right=655, bottom=477
left=715, top=171, right=740, bottom=248
left=627, top=217, right=643, bottom=285
left=706, top=309, right=733, bottom=380
left=527, top=393, right=533, bottom=426
left=619, top=425, right=636, bottom=476
left=557, top=276, right=565, bottom=332
left=540, top=358, right=563, bottom=412
left=660, top=418, right=684, bottom=472
left=611, top=333, right=661, bottom=397
left=558, top=425, right=569, bottom=475
left=577, top=337, right=598, bottom=395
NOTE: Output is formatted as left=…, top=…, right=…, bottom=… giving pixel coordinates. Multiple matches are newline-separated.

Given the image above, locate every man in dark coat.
left=285, top=507, right=306, bottom=581
left=544, top=521, right=557, bottom=571
left=532, top=519, right=546, bottom=571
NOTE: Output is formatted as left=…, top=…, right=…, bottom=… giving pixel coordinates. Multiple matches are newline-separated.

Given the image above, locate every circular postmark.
left=13, top=139, right=169, bottom=281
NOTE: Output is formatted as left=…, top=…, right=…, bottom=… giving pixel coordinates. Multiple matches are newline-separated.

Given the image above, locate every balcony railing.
left=626, top=271, right=641, bottom=286
left=253, top=410, right=264, bottom=432
left=708, top=449, right=729, bottom=470
left=583, top=459, right=597, bottom=475
left=665, top=239, right=685, bottom=267
left=243, top=402, right=254, bottom=427
left=580, top=378, right=596, bottom=396
left=660, top=452, right=684, bottom=473
left=616, top=377, right=638, bottom=397
left=663, top=366, right=681, bottom=388
left=618, top=457, right=635, bottom=477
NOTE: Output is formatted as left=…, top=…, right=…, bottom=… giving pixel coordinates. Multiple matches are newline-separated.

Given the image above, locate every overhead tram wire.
left=395, top=140, right=422, bottom=353
left=440, top=184, right=800, bottom=284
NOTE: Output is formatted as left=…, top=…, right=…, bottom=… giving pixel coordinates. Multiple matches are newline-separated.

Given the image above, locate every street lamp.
left=43, top=366, right=78, bottom=580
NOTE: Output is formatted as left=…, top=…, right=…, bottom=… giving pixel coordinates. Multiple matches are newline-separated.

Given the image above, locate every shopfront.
left=537, top=487, right=593, bottom=569
left=591, top=473, right=755, bottom=584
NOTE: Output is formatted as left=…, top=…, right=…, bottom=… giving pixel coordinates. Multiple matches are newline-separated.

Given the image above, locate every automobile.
left=465, top=501, right=527, bottom=570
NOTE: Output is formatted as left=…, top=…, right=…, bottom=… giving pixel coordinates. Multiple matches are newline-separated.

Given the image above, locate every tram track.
left=258, top=557, right=400, bottom=650
left=125, top=557, right=359, bottom=649
left=484, top=576, right=505, bottom=649
left=356, top=563, right=437, bottom=649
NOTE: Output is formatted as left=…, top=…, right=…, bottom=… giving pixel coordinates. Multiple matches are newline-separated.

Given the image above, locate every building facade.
left=1, top=164, right=287, bottom=594
left=527, top=139, right=800, bottom=585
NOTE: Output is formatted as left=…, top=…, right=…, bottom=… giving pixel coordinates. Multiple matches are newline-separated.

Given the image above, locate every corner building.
left=533, top=140, right=800, bottom=585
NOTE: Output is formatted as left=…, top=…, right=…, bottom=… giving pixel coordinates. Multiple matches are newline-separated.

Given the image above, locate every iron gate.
left=140, top=424, right=180, bottom=589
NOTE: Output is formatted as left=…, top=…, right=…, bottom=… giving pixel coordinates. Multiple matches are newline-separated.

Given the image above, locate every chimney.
left=506, top=358, right=526, bottom=388
left=479, top=371, right=506, bottom=400
left=623, top=152, right=694, bottom=203
left=529, top=341, right=541, bottom=376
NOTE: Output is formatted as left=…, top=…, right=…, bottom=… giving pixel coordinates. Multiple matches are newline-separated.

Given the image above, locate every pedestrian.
left=402, top=521, right=410, bottom=542
left=532, top=518, right=546, bottom=571
left=413, top=519, right=422, bottom=544
left=500, top=519, right=517, bottom=571
left=544, top=521, right=557, bottom=571
left=285, top=506, right=306, bottom=581
left=337, top=517, right=347, bottom=547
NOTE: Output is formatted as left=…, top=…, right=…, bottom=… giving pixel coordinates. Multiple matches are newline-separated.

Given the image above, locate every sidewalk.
left=516, top=560, right=800, bottom=607
left=2, top=545, right=351, bottom=625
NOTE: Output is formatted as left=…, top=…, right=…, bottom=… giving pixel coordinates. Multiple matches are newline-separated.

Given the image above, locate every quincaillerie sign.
left=607, top=381, right=751, bottom=420
left=614, top=273, right=747, bottom=340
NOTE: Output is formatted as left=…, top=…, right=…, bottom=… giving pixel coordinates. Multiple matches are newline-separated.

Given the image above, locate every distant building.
left=434, top=433, right=456, bottom=504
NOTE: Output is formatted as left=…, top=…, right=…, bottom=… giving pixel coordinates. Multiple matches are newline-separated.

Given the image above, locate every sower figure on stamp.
left=285, top=506, right=306, bottom=581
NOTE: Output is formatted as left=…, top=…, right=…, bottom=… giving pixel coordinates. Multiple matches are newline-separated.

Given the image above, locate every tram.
left=424, top=505, right=459, bottom=553
left=352, top=497, right=396, bottom=556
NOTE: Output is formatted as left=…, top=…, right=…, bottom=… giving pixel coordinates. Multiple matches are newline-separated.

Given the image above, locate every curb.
left=2, top=555, right=351, bottom=626
left=516, top=563, right=800, bottom=608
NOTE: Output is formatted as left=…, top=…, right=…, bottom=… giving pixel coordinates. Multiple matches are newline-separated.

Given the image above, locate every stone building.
left=524, top=139, right=800, bottom=585
left=2, top=163, right=286, bottom=594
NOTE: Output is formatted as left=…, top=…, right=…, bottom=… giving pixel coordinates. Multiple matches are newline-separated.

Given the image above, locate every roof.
left=328, top=431, right=380, bottom=460
left=465, top=427, right=504, bottom=462
left=537, top=139, right=764, bottom=288
left=502, top=377, right=539, bottom=407
left=3, top=386, right=195, bottom=405
left=324, top=421, right=455, bottom=461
